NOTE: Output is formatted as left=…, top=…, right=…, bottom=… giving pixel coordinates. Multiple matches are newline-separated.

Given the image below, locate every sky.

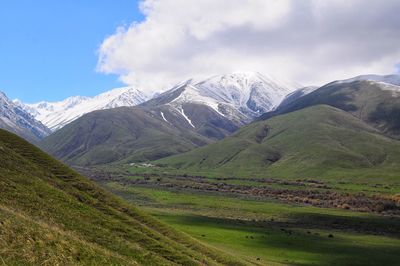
left=0, top=0, right=143, bottom=102
left=2, top=0, right=400, bottom=103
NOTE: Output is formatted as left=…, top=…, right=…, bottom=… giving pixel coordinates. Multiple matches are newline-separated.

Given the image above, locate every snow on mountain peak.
left=17, top=72, right=300, bottom=131
left=0, top=91, right=50, bottom=142
left=198, top=72, right=296, bottom=110
left=20, top=86, right=150, bottom=131
left=161, top=71, right=300, bottom=123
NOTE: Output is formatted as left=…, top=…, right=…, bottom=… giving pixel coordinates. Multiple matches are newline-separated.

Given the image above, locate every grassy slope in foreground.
left=158, top=105, right=400, bottom=179
left=0, top=129, right=244, bottom=265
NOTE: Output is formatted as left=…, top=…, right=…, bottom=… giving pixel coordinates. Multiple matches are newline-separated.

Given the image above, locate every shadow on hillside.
left=155, top=213, right=400, bottom=266
left=160, top=211, right=400, bottom=236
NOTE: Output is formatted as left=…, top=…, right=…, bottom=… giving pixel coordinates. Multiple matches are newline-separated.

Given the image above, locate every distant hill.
left=262, top=76, right=400, bottom=139
left=40, top=106, right=210, bottom=166
left=0, top=91, right=50, bottom=142
left=158, top=105, right=400, bottom=178
left=0, top=128, right=243, bottom=265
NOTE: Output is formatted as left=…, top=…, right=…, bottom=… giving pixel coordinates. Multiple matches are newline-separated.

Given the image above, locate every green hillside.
left=0, top=129, right=244, bottom=265
left=263, top=80, right=400, bottom=139
left=40, top=106, right=210, bottom=166
left=158, top=105, right=400, bottom=179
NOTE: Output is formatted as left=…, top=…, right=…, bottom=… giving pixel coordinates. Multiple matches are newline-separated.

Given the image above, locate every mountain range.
left=38, top=72, right=300, bottom=165
left=17, top=72, right=298, bottom=131
left=3, top=72, right=298, bottom=144
left=3, top=72, right=400, bottom=174
left=16, top=86, right=151, bottom=131
left=159, top=104, right=400, bottom=178
left=159, top=74, right=400, bottom=178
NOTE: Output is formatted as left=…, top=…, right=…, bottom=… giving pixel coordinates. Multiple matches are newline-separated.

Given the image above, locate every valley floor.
left=80, top=165, right=400, bottom=266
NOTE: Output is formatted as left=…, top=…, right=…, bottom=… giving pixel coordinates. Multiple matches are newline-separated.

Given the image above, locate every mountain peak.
left=143, top=72, right=300, bottom=130
left=20, top=86, right=150, bottom=131
left=192, top=72, right=299, bottom=116
left=16, top=72, right=300, bottom=132
left=0, top=91, right=9, bottom=100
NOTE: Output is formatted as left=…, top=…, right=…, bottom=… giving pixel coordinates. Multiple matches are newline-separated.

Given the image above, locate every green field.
left=99, top=178, right=400, bottom=266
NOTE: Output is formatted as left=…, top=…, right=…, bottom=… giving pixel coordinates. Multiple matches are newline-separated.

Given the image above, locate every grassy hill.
left=262, top=80, right=400, bottom=139
left=40, top=106, right=211, bottom=166
left=158, top=105, right=400, bottom=179
left=0, top=128, right=244, bottom=265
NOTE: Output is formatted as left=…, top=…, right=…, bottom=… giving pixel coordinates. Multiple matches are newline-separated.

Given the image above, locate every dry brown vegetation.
left=82, top=167, right=400, bottom=216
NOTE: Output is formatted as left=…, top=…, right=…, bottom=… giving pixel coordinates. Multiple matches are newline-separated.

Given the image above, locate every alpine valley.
left=38, top=72, right=301, bottom=165
left=2, top=72, right=400, bottom=266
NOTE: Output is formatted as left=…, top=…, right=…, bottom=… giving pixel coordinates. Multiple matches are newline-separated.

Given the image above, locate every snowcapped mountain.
left=18, top=87, right=150, bottom=131
left=0, top=91, right=51, bottom=142
left=142, top=72, right=300, bottom=139
left=194, top=72, right=299, bottom=118
left=15, top=72, right=299, bottom=135
left=39, top=72, right=301, bottom=165
left=146, top=72, right=299, bottom=120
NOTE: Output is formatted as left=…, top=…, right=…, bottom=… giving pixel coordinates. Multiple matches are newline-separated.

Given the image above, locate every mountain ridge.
left=143, top=72, right=299, bottom=123
left=17, top=86, right=151, bottom=131
left=19, top=71, right=299, bottom=132
left=39, top=72, right=300, bottom=165
left=39, top=106, right=211, bottom=166
left=260, top=77, right=400, bottom=139
left=158, top=104, right=400, bottom=178
left=0, top=91, right=50, bottom=142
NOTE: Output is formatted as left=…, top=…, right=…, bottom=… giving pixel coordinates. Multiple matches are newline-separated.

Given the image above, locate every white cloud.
left=97, top=0, right=400, bottom=91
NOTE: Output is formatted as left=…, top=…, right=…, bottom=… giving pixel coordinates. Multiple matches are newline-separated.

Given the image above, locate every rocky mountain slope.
left=0, top=91, right=50, bottom=142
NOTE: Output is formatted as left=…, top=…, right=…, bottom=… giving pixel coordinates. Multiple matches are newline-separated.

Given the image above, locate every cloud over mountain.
left=97, top=0, right=400, bottom=91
